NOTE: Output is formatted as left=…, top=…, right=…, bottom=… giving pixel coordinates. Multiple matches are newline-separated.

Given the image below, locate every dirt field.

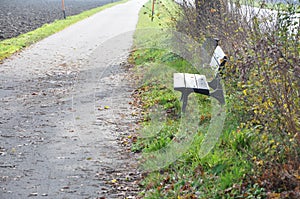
left=0, top=0, right=117, bottom=40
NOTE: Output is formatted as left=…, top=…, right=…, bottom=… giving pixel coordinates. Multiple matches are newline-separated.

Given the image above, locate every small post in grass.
left=62, top=0, right=66, bottom=19
left=151, top=0, right=155, bottom=21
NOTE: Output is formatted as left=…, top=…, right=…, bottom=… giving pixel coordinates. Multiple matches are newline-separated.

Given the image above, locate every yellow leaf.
left=256, top=160, right=263, bottom=166
left=210, top=8, right=217, bottom=13
left=294, top=174, right=300, bottom=180
left=268, top=192, right=281, bottom=199
left=243, top=89, right=247, bottom=95
left=111, top=179, right=117, bottom=183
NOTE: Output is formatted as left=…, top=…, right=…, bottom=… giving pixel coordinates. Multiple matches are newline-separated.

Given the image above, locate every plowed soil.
left=0, top=0, right=116, bottom=40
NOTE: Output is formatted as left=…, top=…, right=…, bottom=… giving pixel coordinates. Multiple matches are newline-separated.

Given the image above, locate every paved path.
left=0, top=0, right=147, bottom=198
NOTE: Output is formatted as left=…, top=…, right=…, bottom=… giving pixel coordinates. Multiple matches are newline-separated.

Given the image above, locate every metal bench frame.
left=173, top=42, right=226, bottom=112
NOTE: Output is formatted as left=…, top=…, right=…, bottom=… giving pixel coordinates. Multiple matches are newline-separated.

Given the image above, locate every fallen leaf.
left=111, top=179, right=118, bottom=183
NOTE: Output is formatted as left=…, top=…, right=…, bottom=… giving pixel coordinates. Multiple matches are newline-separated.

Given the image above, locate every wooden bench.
left=174, top=44, right=226, bottom=112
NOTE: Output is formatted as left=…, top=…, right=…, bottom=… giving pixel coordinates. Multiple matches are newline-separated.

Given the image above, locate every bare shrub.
left=175, top=0, right=300, bottom=194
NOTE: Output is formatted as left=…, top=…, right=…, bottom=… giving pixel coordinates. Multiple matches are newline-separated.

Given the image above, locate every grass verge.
left=130, top=0, right=267, bottom=198
left=0, top=0, right=128, bottom=62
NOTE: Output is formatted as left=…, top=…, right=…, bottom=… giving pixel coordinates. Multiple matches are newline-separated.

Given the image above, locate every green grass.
left=0, top=0, right=128, bottom=62
left=130, top=0, right=267, bottom=198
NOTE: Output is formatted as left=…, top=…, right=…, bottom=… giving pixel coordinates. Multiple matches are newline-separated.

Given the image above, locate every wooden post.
left=62, top=0, right=66, bottom=19
left=151, top=0, right=155, bottom=21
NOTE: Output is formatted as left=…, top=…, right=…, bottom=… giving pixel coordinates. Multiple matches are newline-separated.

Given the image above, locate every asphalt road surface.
left=0, top=0, right=148, bottom=198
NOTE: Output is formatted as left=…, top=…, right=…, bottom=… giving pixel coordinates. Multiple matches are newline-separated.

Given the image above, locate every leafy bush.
left=176, top=0, right=299, bottom=196
left=133, top=0, right=299, bottom=197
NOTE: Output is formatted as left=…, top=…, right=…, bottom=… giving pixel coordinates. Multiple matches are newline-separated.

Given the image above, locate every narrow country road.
left=0, top=0, right=148, bottom=198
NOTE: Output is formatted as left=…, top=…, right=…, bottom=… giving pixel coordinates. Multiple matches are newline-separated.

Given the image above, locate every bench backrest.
left=209, top=46, right=226, bottom=71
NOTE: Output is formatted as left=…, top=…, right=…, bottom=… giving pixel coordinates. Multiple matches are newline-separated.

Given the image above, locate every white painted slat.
left=210, top=46, right=226, bottom=69
left=195, top=74, right=209, bottom=90
left=173, top=73, right=186, bottom=88
left=184, top=73, right=198, bottom=89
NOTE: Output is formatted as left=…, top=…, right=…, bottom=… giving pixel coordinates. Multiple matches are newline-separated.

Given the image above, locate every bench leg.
left=210, top=89, right=225, bottom=105
left=180, top=91, right=190, bottom=113
left=208, top=75, right=222, bottom=90
left=208, top=75, right=225, bottom=105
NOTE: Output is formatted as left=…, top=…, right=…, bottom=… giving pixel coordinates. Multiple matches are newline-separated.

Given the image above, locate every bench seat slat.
left=173, top=73, right=186, bottom=89
left=195, top=74, right=209, bottom=95
left=184, top=73, right=198, bottom=89
left=173, top=73, right=209, bottom=95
